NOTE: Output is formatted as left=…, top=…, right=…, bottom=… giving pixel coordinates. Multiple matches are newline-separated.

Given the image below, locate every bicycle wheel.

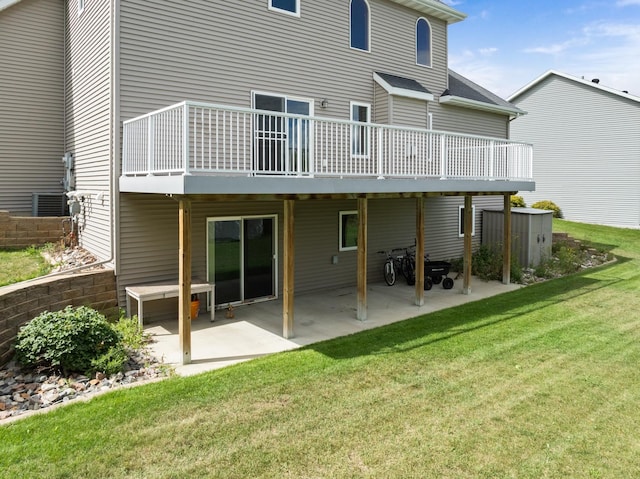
left=383, top=260, right=396, bottom=286
left=402, top=256, right=416, bottom=285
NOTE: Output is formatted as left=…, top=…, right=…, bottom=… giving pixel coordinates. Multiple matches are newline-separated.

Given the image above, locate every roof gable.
left=509, top=70, right=640, bottom=104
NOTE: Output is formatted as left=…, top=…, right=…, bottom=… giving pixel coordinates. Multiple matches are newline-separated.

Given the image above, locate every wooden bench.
left=125, top=280, right=215, bottom=326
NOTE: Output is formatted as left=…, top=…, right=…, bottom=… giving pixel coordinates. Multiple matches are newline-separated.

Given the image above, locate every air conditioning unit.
left=32, top=193, right=69, bottom=217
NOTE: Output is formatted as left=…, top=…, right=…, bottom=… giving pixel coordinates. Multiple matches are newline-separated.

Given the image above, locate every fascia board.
left=388, top=0, right=466, bottom=24
left=373, top=73, right=434, bottom=102
left=440, top=95, right=526, bottom=117
left=0, top=0, right=22, bottom=12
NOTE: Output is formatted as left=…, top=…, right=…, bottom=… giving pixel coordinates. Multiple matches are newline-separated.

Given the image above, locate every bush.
left=449, top=245, right=522, bottom=283
left=113, top=313, right=148, bottom=350
left=14, top=306, right=122, bottom=375
left=532, top=200, right=563, bottom=218
left=510, top=195, right=526, bottom=208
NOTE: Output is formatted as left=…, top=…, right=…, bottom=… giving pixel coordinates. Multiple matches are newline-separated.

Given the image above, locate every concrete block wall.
left=0, top=270, right=118, bottom=365
left=0, top=211, right=68, bottom=249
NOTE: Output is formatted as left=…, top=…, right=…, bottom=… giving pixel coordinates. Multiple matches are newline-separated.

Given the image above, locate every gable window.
left=350, top=0, right=370, bottom=52
left=416, top=18, right=432, bottom=67
left=458, top=205, right=476, bottom=237
left=350, top=102, right=370, bottom=158
left=269, top=0, right=300, bottom=16
left=340, top=211, right=358, bottom=251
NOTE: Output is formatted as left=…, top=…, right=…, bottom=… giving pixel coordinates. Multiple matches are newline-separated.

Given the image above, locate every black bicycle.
left=378, top=247, right=416, bottom=286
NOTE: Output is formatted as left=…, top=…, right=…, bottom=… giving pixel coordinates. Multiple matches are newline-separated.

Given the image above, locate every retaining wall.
left=0, top=269, right=118, bottom=365
left=0, top=210, right=68, bottom=249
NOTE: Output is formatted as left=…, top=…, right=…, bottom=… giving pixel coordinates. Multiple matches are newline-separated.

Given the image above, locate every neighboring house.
left=1, top=0, right=533, bottom=362
left=509, top=70, right=640, bottom=229
left=0, top=0, right=65, bottom=215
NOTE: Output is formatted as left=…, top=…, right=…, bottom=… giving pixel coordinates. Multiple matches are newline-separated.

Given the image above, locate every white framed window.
left=416, top=17, right=432, bottom=67
left=350, top=0, right=370, bottom=52
left=78, top=0, right=85, bottom=15
left=339, top=210, right=358, bottom=251
left=458, top=205, right=476, bottom=237
left=269, top=0, right=300, bottom=17
left=350, top=101, right=371, bottom=158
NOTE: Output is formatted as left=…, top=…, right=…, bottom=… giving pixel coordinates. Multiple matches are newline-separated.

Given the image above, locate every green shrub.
left=532, top=200, right=563, bottom=218
left=91, top=344, right=129, bottom=377
left=14, top=306, right=121, bottom=375
left=450, top=245, right=522, bottom=283
left=510, top=195, right=526, bottom=208
left=113, top=313, right=148, bottom=350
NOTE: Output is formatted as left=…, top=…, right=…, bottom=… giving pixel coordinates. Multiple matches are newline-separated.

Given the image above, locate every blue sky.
left=443, top=0, right=640, bottom=99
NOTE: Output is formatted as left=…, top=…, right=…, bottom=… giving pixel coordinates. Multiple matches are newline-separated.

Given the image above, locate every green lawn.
left=2, top=220, right=640, bottom=478
left=0, top=246, right=51, bottom=287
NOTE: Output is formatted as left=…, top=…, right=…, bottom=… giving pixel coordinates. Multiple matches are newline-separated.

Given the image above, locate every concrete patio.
left=145, top=278, right=521, bottom=376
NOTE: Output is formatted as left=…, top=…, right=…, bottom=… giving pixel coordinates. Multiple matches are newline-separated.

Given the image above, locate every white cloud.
left=617, top=0, right=640, bottom=5
left=479, top=47, right=498, bottom=56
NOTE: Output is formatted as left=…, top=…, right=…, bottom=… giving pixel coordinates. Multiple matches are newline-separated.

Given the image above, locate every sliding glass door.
left=207, top=216, right=277, bottom=306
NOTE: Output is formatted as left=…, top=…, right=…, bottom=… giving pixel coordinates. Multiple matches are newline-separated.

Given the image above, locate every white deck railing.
left=122, top=101, right=533, bottom=181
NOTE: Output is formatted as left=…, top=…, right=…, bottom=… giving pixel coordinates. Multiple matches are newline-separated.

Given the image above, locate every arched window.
left=350, top=0, right=370, bottom=52
left=416, top=18, right=431, bottom=67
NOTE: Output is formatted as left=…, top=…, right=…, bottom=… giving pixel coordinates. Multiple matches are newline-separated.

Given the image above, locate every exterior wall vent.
left=32, top=193, right=69, bottom=217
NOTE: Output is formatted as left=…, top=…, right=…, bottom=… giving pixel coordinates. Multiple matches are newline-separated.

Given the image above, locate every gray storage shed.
left=482, top=208, right=553, bottom=268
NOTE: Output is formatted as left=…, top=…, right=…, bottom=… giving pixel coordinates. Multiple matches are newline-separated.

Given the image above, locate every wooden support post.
left=178, top=197, right=192, bottom=365
left=415, top=196, right=425, bottom=306
left=357, top=197, right=368, bottom=321
left=283, top=200, right=295, bottom=339
left=503, top=194, right=512, bottom=285
left=462, top=195, right=473, bottom=295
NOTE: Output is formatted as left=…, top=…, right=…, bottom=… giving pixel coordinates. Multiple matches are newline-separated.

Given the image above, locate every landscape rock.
left=0, top=344, right=170, bottom=422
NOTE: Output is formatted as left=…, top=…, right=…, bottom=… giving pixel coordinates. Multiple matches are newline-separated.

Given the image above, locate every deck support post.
left=178, top=197, right=192, bottom=365
left=503, top=194, right=512, bottom=285
left=462, top=195, right=473, bottom=295
left=415, top=196, right=425, bottom=306
left=357, top=197, right=368, bottom=321
left=283, top=200, right=295, bottom=338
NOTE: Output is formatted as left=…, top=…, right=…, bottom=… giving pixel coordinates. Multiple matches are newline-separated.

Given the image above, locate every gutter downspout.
left=110, top=0, right=120, bottom=277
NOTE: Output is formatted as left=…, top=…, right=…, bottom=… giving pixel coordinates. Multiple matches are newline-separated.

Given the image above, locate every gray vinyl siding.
left=0, top=0, right=65, bottom=215
left=118, top=0, right=449, bottom=122
left=373, top=83, right=390, bottom=124
left=510, top=75, right=640, bottom=228
left=65, top=0, right=112, bottom=259
left=117, top=194, right=502, bottom=317
left=390, top=96, right=428, bottom=128
left=431, top=102, right=508, bottom=139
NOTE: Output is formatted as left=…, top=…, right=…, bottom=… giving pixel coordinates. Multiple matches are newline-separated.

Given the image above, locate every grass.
left=2, top=220, right=640, bottom=477
left=0, top=246, right=52, bottom=287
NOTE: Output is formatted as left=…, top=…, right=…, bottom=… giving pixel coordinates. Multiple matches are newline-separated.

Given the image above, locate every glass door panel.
left=209, top=220, right=242, bottom=304
left=286, top=99, right=310, bottom=174
left=243, top=218, right=275, bottom=300
left=254, top=94, right=286, bottom=173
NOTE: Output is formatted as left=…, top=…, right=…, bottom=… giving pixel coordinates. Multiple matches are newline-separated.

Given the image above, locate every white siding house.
left=509, top=70, right=640, bottom=229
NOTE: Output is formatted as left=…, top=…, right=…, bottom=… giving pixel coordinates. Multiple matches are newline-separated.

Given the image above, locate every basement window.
left=340, top=211, right=358, bottom=251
